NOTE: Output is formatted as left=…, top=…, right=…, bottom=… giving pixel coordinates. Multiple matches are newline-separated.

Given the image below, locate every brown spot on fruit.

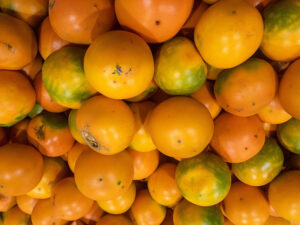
left=35, top=124, right=45, bottom=140
left=155, top=20, right=160, bottom=25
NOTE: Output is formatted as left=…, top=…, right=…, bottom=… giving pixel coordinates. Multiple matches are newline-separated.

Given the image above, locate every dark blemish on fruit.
left=254, top=134, right=258, bottom=138
left=35, top=124, right=45, bottom=140
left=240, top=197, right=243, bottom=201
left=94, top=4, right=97, bottom=9
left=155, top=20, right=160, bottom=25
left=245, top=147, right=248, bottom=150
left=49, top=0, right=56, bottom=9
left=121, top=185, right=125, bottom=189
left=177, top=139, right=182, bottom=144
left=112, top=65, right=123, bottom=76
left=252, top=102, right=256, bottom=106
left=52, top=222, right=56, bottom=225
left=0, top=42, right=15, bottom=54
left=232, top=10, right=237, bottom=14
left=0, top=185, right=3, bottom=188
left=117, top=181, right=121, bottom=186
left=124, top=68, right=132, bottom=75
left=113, top=80, right=117, bottom=84
left=99, top=178, right=103, bottom=182
left=269, top=109, right=273, bottom=113
left=38, top=187, right=42, bottom=191
left=81, top=128, right=100, bottom=150
left=48, top=181, right=54, bottom=187
left=226, top=104, right=230, bottom=108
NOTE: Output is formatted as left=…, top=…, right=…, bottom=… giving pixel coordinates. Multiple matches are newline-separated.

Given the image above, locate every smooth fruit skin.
left=223, top=182, right=269, bottom=225
left=38, top=17, right=70, bottom=60
left=74, top=150, right=133, bottom=201
left=27, top=112, right=75, bottom=157
left=96, top=215, right=133, bottom=225
left=279, top=59, right=300, bottom=119
left=232, top=138, right=284, bottom=186
left=27, top=157, right=68, bottom=199
left=76, top=96, right=135, bottom=155
left=258, top=95, right=292, bottom=124
left=173, top=199, right=224, bottom=225
left=16, top=195, right=38, bottom=215
left=3, top=206, right=30, bottom=225
left=97, top=182, right=136, bottom=214
left=148, top=163, right=182, bottom=207
left=194, top=0, right=263, bottom=69
left=260, top=0, right=300, bottom=61
left=126, top=80, right=158, bottom=102
left=0, top=0, right=48, bottom=27
left=154, top=36, right=207, bottom=95
left=0, top=195, right=16, bottom=212
left=49, top=0, right=115, bottom=44
left=0, top=144, right=43, bottom=196
left=42, top=46, right=96, bottom=109
left=269, top=171, right=300, bottom=222
left=52, top=177, right=94, bottom=221
left=129, top=101, right=156, bottom=152
left=129, top=149, right=159, bottom=180
left=264, top=216, right=290, bottom=225
left=211, top=112, right=265, bottom=163
left=67, top=143, right=89, bottom=173
left=68, top=109, right=86, bottom=144
left=34, top=73, right=68, bottom=113
left=130, top=189, right=166, bottom=225
left=176, top=152, right=231, bottom=206
left=115, top=0, right=193, bottom=43
left=84, top=30, right=154, bottom=99
left=0, top=71, right=36, bottom=127
left=0, top=13, right=37, bottom=70
left=31, top=198, right=67, bottom=225
left=191, top=81, right=222, bottom=119
left=148, top=97, right=214, bottom=159
left=22, top=55, right=43, bottom=81
left=277, top=118, right=300, bottom=154
left=214, top=58, right=277, bottom=117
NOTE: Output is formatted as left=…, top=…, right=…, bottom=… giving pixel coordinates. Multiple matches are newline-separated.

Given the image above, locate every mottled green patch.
left=28, top=103, right=44, bottom=118
left=242, top=58, right=263, bottom=71
left=214, top=69, right=232, bottom=96
left=35, top=124, right=45, bottom=140
left=68, top=109, right=78, bottom=133
left=0, top=113, right=28, bottom=127
left=277, top=118, right=300, bottom=154
left=41, top=112, right=68, bottom=130
left=232, top=138, right=284, bottom=186
left=49, top=0, right=56, bottom=9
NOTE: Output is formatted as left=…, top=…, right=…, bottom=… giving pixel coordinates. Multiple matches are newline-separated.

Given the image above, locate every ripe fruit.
left=0, top=144, right=43, bottom=196
left=0, top=71, right=36, bottom=127
left=76, top=95, right=135, bottom=155
left=3, top=206, right=30, bottom=225
left=176, top=152, right=231, bottom=206
left=68, top=109, right=86, bottom=144
left=194, top=0, right=263, bottom=68
left=84, top=30, right=154, bottom=99
left=96, top=215, right=133, bottom=225
left=149, top=97, right=213, bottom=159
left=16, top=195, right=38, bottom=215
left=154, top=36, right=207, bottom=95
left=67, top=143, right=89, bottom=173
left=115, top=0, right=194, bottom=43
left=277, top=118, right=300, bottom=154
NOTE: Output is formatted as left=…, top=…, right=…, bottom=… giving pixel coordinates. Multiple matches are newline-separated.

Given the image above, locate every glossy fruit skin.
left=258, top=95, right=292, bottom=124
left=31, top=198, right=67, bottom=225
left=176, top=152, right=231, bottom=206
left=74, top=149, right=133, bottom=201
left=154, top=37, right=207, bottom=95
left=96, top=215, right=133, bottom=225
left=269, top=171, right=300, bottom=222
left=223, top=182, right=269, bottom=225
left=68, top=143, right=89, bottom=173
left=129, top=101, right=156, bottom=152
left=211, top=112, right=265, bottom=163
left=34, top=73, right=68, bottom=113
left=277, top=118, right=300, bottom=154
left=27, top=112, right=74, bottom=157
left=260, top=0, right=300, bottom=61
left=38, top=17, right=70, bottom=59
left=84, top=30, right=154, bottom=99
left=49, top=0, right=115, bottom=44
left=0, top=195, right=16, bottom=212
left=3, top=206, right=30, bottom=225
left=22, top=55, right=43, bottom=81
left=42, top=46, right=96, bottom=109
left=52, top=177, right=94, bottom=221
left=97, top=182, right=136, bottom=214
left=148, top=163, right=182, bottom=207
left=129, top=149, right=159, bottom=180
left=130, top=189, right=166, bottom=225
left=76, top=95, right=135, bottom=155
left=0, top=71, right=36, bottom=127
left=16, top=195, right=38, bottom=215
left=148, top=97, right=214, bottom=159
left=264, top=216, right=290, bottom=225
left=173, top=199, right=224, bottom=225
left=115, top=0, right=193, bottom=43
left=232, top=138, right=284, bottom=186
left=9, top=119, right=29, bottom=144
left=27, top=157, right=68, bottom=199
left=191, top=81, right=222, bottom=119
left=0, top=13, right=37, bottom=70
left=68, top=110, right=86, bottom=144
left=0, top=0, right=48, bottom=27
left=194, top=0, right=263, bottom=69
left=0, top=144, right=43, bottom=196
left=279, top=59, right=300, bottom=119
left=214, top=58, right=277, bottom=117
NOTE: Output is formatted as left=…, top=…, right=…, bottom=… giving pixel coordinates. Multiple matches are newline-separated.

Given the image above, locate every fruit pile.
left=0, top=0, right=299, bottom=224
